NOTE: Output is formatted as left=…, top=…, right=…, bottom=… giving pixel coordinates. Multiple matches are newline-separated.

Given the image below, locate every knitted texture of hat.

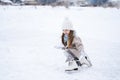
left=62, top=18, right=73, bottom=30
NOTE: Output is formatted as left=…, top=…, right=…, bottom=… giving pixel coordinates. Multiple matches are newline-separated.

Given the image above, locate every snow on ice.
left=0, top=6, right=120, bottom=80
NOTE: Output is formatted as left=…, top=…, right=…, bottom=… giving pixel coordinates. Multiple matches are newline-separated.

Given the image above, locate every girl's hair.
left=61, top=30, right=74, bottom=47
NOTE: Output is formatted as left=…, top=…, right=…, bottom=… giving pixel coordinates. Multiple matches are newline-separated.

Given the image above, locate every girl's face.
left=63, top=29, right=70, bottom=35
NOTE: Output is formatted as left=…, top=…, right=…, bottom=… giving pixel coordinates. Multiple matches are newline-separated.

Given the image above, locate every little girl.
left=60, top=18, right=92, bottom=71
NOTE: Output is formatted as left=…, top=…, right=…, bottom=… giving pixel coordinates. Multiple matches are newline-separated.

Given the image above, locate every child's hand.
left=62, top=47, right=69, bottom=50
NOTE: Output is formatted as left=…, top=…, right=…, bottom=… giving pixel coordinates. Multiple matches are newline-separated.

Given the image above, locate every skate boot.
left=80, top=56, right=92, bottom=67
left=65, top=60, right=78, bottom=71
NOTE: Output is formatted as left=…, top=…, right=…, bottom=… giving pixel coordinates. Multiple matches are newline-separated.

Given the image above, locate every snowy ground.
left=0, top=6, right=120, bottom=80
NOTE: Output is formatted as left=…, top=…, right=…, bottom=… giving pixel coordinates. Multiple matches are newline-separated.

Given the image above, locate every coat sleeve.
left=67, top=37, right=84, bottom=58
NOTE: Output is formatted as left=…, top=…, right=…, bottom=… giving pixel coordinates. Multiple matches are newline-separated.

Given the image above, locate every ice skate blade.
left=65, top=68, right=78, bottom=71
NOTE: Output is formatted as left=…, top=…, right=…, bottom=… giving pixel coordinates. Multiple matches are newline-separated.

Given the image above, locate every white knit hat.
left=62, top=17, right=74, bottom=30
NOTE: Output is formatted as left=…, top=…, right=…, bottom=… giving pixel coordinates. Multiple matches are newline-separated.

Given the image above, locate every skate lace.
left=68, top=61, right=73, bottom=66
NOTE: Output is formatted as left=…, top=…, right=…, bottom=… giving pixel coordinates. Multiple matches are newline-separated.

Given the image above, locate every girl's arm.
left=66, top=37, right=84, bottom=57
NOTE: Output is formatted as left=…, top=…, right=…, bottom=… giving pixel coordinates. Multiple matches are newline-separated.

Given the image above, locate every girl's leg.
left=65, top=50, right=82, bottom=66
left=64, top=51, right=74, bottom=62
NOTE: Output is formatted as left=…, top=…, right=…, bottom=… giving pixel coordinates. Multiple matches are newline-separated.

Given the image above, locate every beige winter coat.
left=66, top=36, right=84, bottom=58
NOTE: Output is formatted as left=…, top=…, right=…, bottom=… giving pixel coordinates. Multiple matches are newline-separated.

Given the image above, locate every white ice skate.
left=80, top=56, right=92, bottom=67
left=65, top=60, right=78, bottom=71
